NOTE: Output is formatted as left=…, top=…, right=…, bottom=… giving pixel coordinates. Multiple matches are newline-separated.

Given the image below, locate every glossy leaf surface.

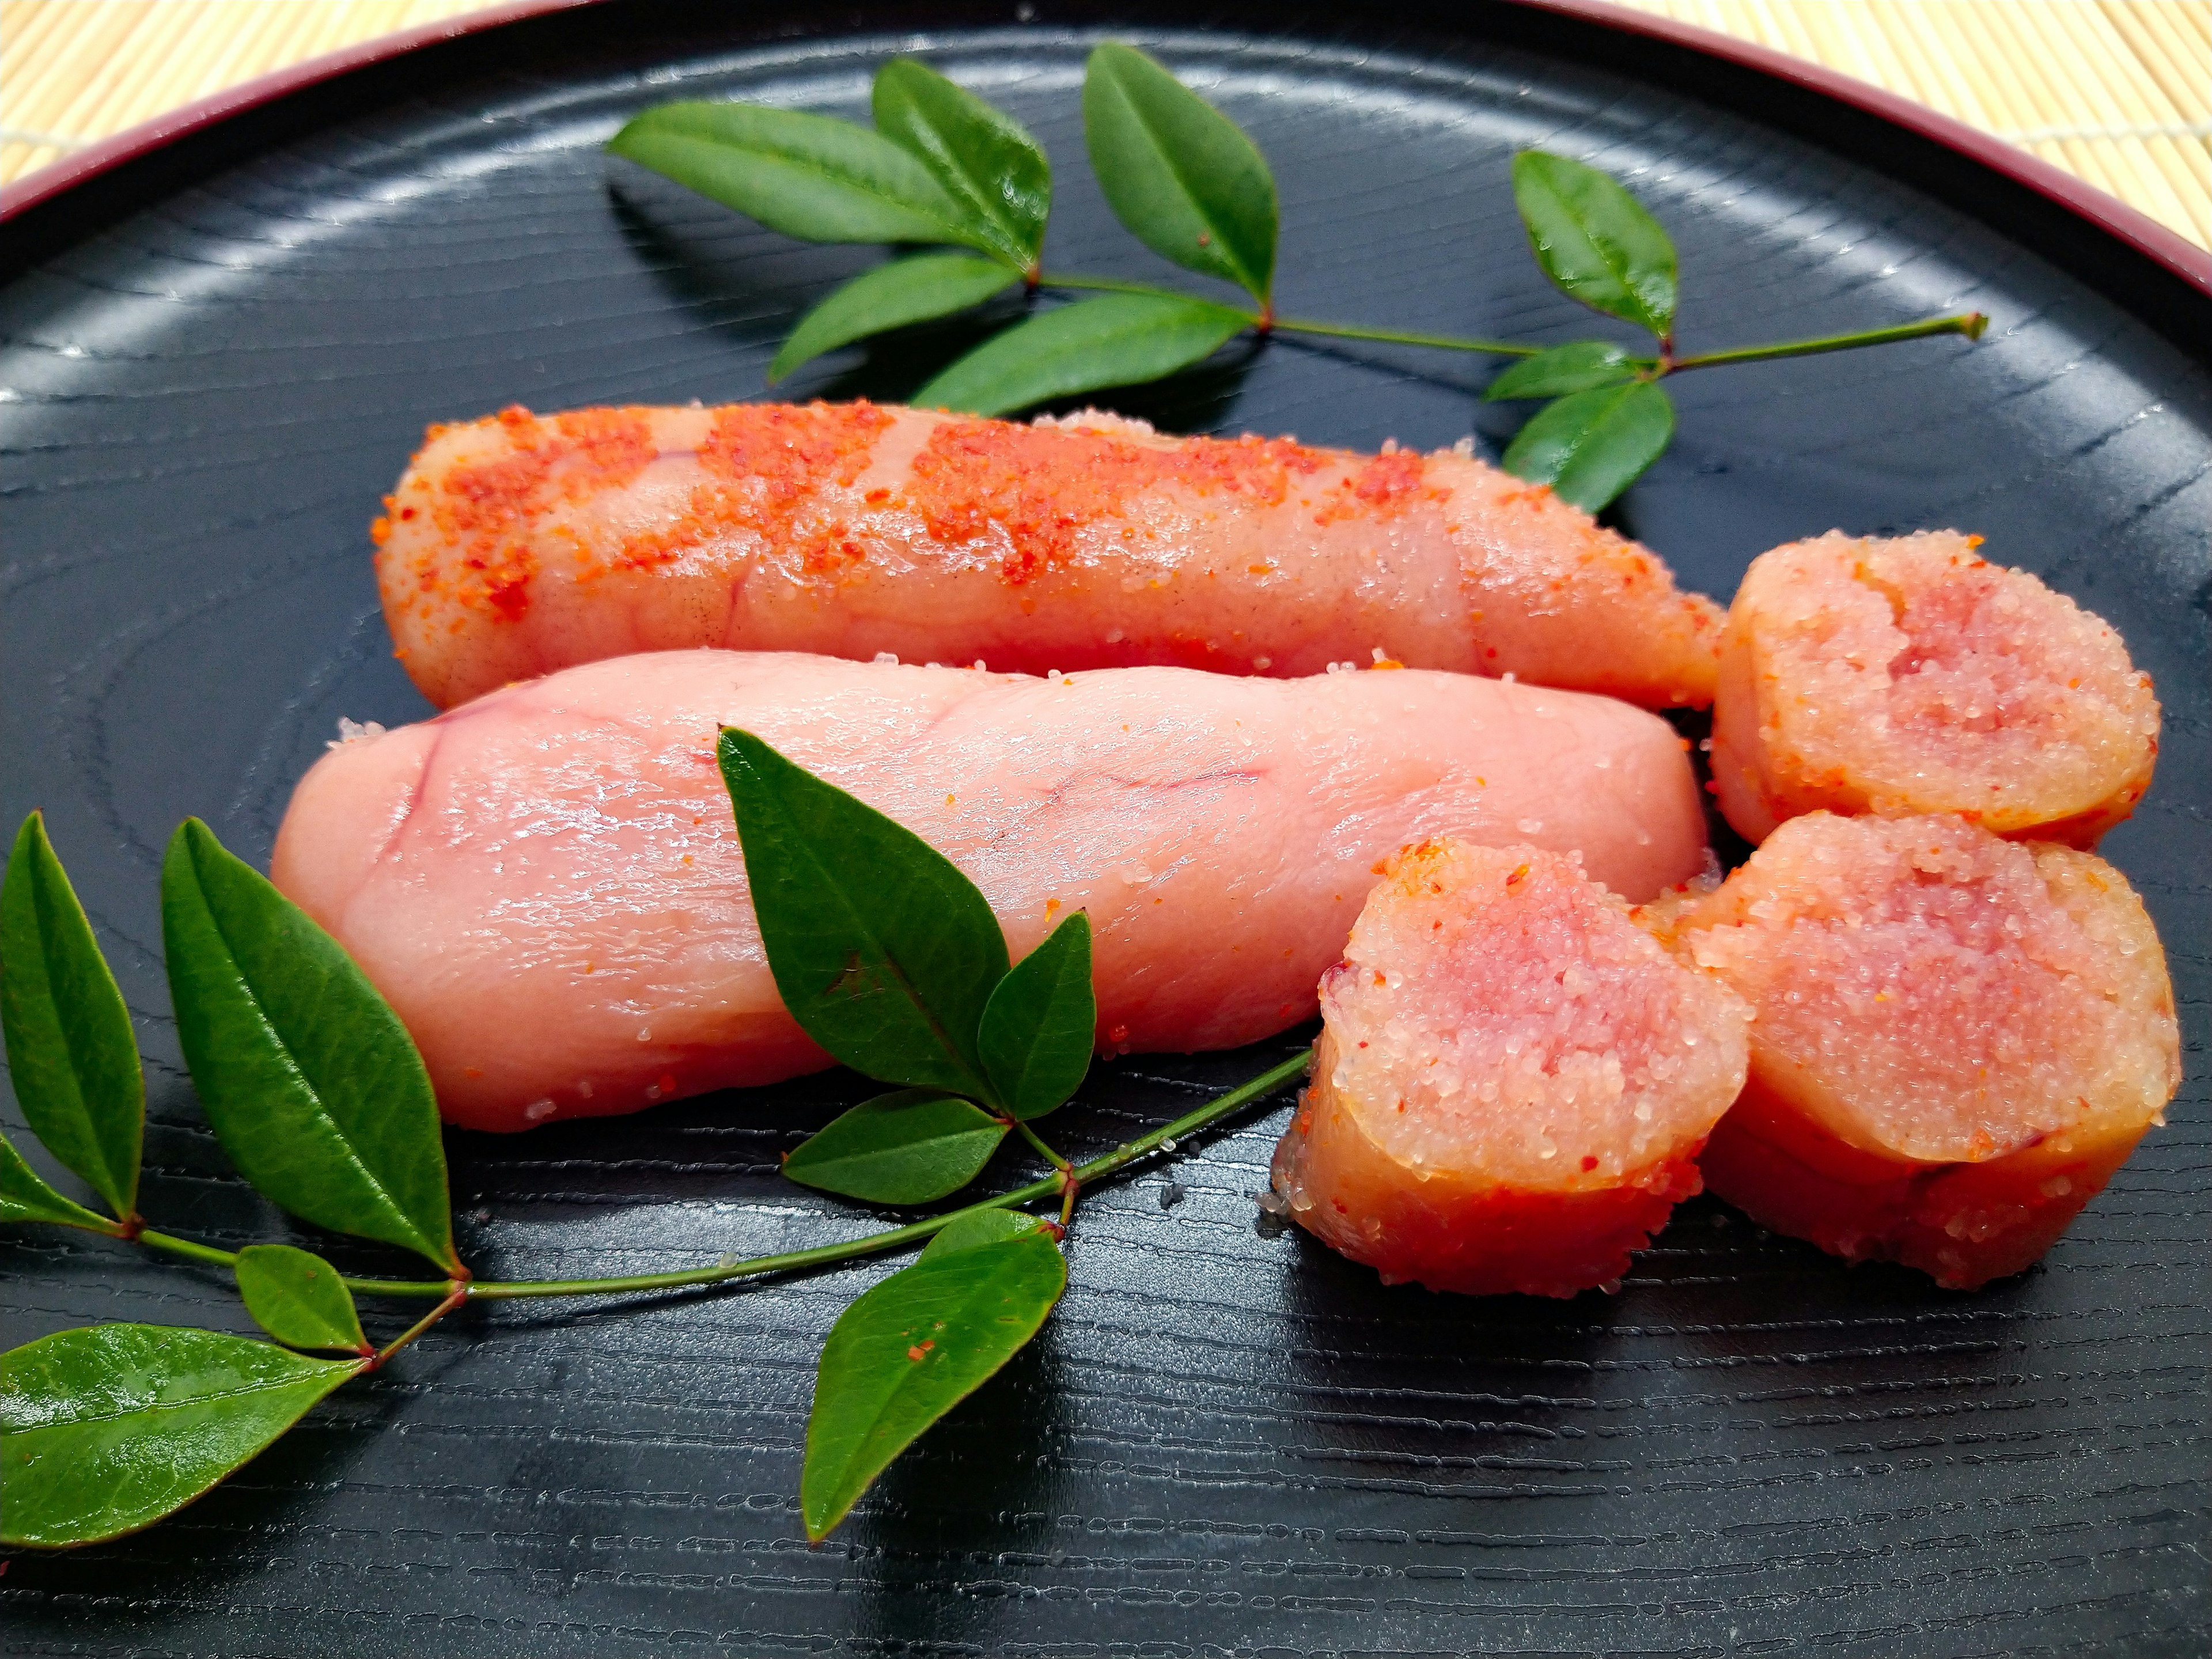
left=1483, top=340, right=1645, bottom=400
left=234, top=1244, right=369, bottom=1354
left=1512, top=150, right=1679, bottom=338
left=978, top=911, right=1095, bottom=1120
left=160, top=820, right=457, bottom=1271
left=873, top=59, right=1051, bottom=268
left=782, top=1089, right=1007, bottom=1205
left=919, top=1206, right=1048, bottom=1262
left=802, top=1228, right=1066, bottom=1539
left=0, top=1323, right=361, bottom=1547
left=718, top=730, right=1007, bottom=1094
left=1, top=1131, right=113, bottom=1231
left=770, top=253, right=1019, bottom=384
left=1, top=812, right=143, bottom=1218
left=607, top=101, right=978, bottom=249
left=1502, top=380, right=1677, bottom=512
left=913, top=293, right=1247, bottom=416
left=1082, top=42, right=1278, bottom=302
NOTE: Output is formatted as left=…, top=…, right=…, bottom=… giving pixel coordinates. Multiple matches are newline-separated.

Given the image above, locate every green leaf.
left=1, top=1131, right=115, bottom=1232
left=770, top=253, right=1020, bottom=384
left=802, top=1229, right=1066, bottom=1539
left=160, top=820, right=458, bottom=1273
left=873, top=59, right=1051, bottom=268
left=234, top=1244, right=368, bottom=1354
left=718, top=729, right=1007, bottom=1095
left=978, top=911, right=1095, bottom=1120
left=920, top=1206, right=1048, bottom=1262
left=1082, top=42, right=1279, bottom=303
left=912, top=293, right=1248, bottom=417
left=783, top=1089, right=1008, bottom=1205
left=607, top=101, right=981, bottom=250
left=1, top=813, right=143, bottom=1219
left=0, top=1323, right=361, bottom=1547
left=1512, top=151, right=1679, bottom=339
left=1484, top=341, right=1646, bottom=401
left=1502, top=380, right=1677, bottom=513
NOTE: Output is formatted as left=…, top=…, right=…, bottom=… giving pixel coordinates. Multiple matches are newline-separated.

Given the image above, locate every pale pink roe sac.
left=1676, top=812, right=2181, bottom=1288
left=1710, top=531, right=2159, bottom=847
left=1271, top=841, right=1749, bottom=1298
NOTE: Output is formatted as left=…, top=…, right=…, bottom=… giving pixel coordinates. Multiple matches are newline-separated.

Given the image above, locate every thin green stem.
left=120, top=1051, right=1310, bottom=1303
left=1271, top=316, right=1542, bottom=357
left=1036, top=272, right=1245, bottom=309
left=367, top=1284, right=468, bottom=1370
left=1666, top=311, right=1986, bottom=373
left=1014, top=1118, right=1073, bottom=1173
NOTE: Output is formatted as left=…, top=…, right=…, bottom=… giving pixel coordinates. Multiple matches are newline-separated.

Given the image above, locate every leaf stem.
left=1270, top=316, right=1543, bottom=357
left=366, top=1283, right=467, bottom=1370
left=1013, top=1118, right=1073, bottom=1173
left=1665, top=311, right=1986, bottom=373
left=120, top=1051, right=1310, bottom=1303
left=1036, top=272, right=1249, bottom=312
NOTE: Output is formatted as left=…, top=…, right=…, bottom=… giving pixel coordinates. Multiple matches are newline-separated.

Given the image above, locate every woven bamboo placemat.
left=2, top=0, right=2206, bottom=247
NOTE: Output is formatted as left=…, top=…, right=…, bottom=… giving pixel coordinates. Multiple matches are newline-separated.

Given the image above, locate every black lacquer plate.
left=2, top=3, right=2207, bottom=1654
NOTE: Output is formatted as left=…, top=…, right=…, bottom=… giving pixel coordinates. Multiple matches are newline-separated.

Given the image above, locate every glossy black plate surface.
left=1, top=4, right=2206, bottom=1654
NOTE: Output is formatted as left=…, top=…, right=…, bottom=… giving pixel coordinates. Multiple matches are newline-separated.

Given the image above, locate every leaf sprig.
left=607, top=44, right=1986, bottom=512
left=0, top=752, right=1310, bottom=1547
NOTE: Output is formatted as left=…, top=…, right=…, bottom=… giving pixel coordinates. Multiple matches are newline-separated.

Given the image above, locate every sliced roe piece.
left=1710, top=531, right=2158, bottom=847
left=1271, top=840, right=1749, bottom=1298
left=1664, top=812, right=2180, bottom=1289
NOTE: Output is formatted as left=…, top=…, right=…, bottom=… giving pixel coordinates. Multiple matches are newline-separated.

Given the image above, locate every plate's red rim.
left=3, top=0, right=2206, bottom=296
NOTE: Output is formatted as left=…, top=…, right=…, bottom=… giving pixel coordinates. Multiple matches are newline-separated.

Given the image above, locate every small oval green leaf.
left=718, top=730, right=1007, bottom=1095
left=912, top=293, right=1248, bottom=417
left=1512, top=151, right=1679, bottom=339
left=802, top=1229, right=1066, bottom=1539
left=1, top=812, right=144, bottom=1219
left=234, top=1244, right=368, bottom=1354
left=783, top=1089, right=1008, bottom=1205
left=607, top=101, right=981, bottom=250
left=1501, top=380, right=1676, bottom=513
left=1082, top=42, right=1279, bottom=302
left=771, top=253, right=1020, bottom=384
left=873, top=59, right=1051, bottom=268
left=1483, top=341, right=1645, bottom=401
left=0, top=1323, right=362, bottom=1547
left=978, top=911, right=1095, bottom=1121
left=920, top=1206, right=1048, bottom=1262
left=1, top=1131, right=114, bottom=1232
left=161, top=819, right=458, bottom=1272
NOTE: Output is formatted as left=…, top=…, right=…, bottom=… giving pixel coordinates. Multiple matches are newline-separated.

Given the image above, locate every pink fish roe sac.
left=1710, top=531, right=2159, bottom=847
left=1270, top=841, right=1750, bottom=1298
left=1668, top=813, right=2180, bottom=1289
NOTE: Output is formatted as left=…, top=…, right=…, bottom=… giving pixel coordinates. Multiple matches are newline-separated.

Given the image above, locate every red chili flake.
left=1581, top=1156, right=1599, bottom=1172
left=657, top=1073, right=676, bottom=1094
left=1108, top=1024, right=1130, bottom=1044
left=907, top=1346, right=926, bottom=1362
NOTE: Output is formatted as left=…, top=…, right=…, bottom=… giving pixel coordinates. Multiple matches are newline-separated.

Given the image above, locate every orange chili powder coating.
left=426, top=406, right=661, bottom=622
left=902, top=418, right=1342, bottom=584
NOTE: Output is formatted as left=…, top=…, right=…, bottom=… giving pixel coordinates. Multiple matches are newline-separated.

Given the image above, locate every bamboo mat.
left=1, top=0, right=2206, bottom=248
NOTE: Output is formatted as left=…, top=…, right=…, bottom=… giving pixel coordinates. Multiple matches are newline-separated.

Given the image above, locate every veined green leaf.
left=607, top=101, right=982, bottom=250
left=1, top=813, right=143, bottom=1219
left=978, top=911, right=1094, bottom=1121
left=718, top=729, right=1007, bottom=1095
left=160, top=820, right=457, bottom=1272
left=770, top=253, right=1020, bottom=384
left=1512, top=151, right=1679, bottom=339
left=913, top=293, right=1248, bottom=417
left=802, top=1228, right=1066, bottom=1539
left=1484, top=340, right=1646, bottom=401
left=0, top=1323, right=361, bottom=1547
left=920, top=1206, right=1048, bottom=1262
left=1, top=1131, right=114, bottom=1232
left=783, top=1089, right=1008, bottom=1205
left=873, top=59, right=1051, bottom=268
left=1502, top=380, right=1676, bottom=513
left=1082, top=43, right=1279, bottom=303
left=234, top=1244, right=368, bottom=1354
